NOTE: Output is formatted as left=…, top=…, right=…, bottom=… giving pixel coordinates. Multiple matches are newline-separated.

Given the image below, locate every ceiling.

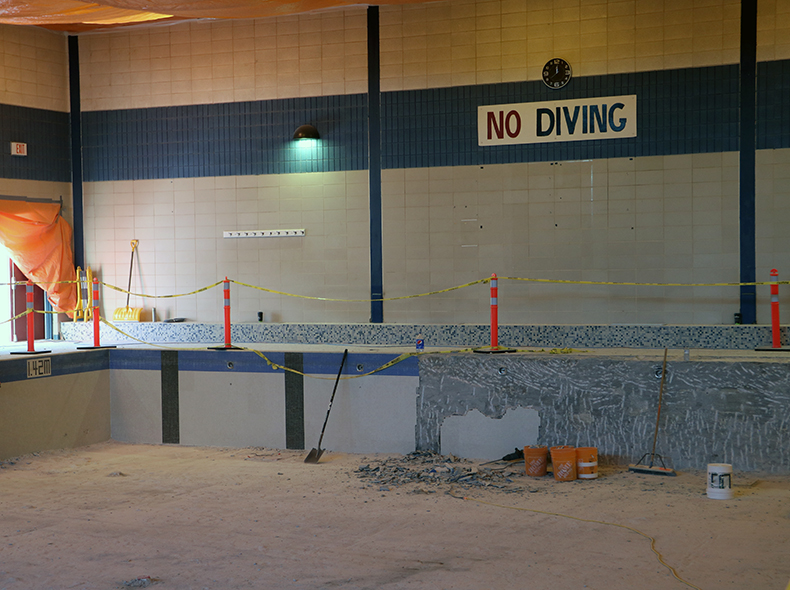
left=0, top=0, right=434, bottom=32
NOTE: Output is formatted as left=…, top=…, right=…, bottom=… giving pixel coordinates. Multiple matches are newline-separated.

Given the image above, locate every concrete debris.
left=354, top=451, right=526, bottom=493
left=120, top=576, right=159, bottom=588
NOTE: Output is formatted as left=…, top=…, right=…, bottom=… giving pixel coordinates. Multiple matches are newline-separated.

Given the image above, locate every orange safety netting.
left=0, top=199, right=77, bottom=316
left=0, top=0, right=433, bottom=31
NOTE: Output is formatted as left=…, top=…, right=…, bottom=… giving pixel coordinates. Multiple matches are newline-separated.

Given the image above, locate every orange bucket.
left=576, top=447, right=598, bottom=479
left=523, top=446, right=548, bottom=477
left=550, top=446, right=577, bottom=481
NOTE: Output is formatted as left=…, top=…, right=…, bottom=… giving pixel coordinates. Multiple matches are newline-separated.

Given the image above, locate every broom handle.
left=126, top=240, right=138, bottom=308
left=316, top=349, right=348, bottom=450
left=649, top=348, right=668, bottom=466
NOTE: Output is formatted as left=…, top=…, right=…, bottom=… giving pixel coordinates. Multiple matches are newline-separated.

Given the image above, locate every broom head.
left=113, top=306, right=143, bottom=321
left=628, top=453, right=676, bottom=476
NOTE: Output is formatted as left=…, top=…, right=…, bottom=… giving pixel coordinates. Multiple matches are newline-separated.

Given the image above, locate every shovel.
left=305, top=348, right=348, bottom=463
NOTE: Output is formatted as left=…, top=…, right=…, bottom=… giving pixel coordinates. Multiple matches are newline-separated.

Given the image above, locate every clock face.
left=542, top=58, right=572, bottom=89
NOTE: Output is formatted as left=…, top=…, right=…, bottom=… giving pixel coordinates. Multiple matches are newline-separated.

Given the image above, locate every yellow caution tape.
left=94, top=320, right=582, bottom=380
left=0, top=280, right=79, bottom=287
left=100, top=280, right=224, bottom=299
left=230, top=278, right=488, bottom=302
left=500, top=276, right=790, bottom=287
left=0, top=309, right=33, bottom=325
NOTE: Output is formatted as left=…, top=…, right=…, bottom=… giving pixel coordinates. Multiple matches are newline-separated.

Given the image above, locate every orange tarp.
left=0, top=0, right=434, bottom=31
left=0, top=199, right=77, bottom=315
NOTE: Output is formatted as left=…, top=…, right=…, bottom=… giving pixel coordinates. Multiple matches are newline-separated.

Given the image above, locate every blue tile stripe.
left=102, top=348, right=419, bottom=376
left=109, top=349, right=162, bottom=370
left=0, top=103, right=70, bottom=182
left=81, top=96, right=368, bottom=181
left=382, top=65, right=741, bottom=168
left=4, top=61, right=790, bottom=185
left=77, top=61, right=790, bottom=182
left=0, top=350, right=110, bottom=384
left=756, top=59, right=790, bottom=149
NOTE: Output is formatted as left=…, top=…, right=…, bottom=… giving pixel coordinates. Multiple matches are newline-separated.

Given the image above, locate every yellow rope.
left=97, top=320, right=582, bottom=379
left=0, top=309, right=32, bottom=325
left=229, top=278, right=488, bottom=302
left=500, top=276, right=790, bottom=287
left=448, top=491, right=702, bottom=590
left=100, top=280, right=223, bottom=299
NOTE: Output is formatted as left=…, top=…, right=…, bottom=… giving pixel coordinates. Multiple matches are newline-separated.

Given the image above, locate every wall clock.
left=542, top=58, right=572, bottom=89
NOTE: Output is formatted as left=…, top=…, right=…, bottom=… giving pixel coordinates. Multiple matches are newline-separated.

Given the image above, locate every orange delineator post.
left=223, top=277, right=231, bottom=347
left=474, top=273, right=514, bottom=354
left=93, top=277, right=101, bottom=347
left=77, top=276, right=115, bottom=350
left=11, top=280, right=51, bottom=355
left=490, top=273, right=499, bottom=349
left=771, top=269, right=781, bottom=349
left=209, top=277, right=241, bottom=350
left=25, top=281, right=35, bottom=353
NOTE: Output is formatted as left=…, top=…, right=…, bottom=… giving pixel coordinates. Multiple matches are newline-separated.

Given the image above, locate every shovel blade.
left=304, top=448, right=324, bottom=463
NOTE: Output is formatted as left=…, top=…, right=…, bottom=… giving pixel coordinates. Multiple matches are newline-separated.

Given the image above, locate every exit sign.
left=11, top=142, right=27, bottom=156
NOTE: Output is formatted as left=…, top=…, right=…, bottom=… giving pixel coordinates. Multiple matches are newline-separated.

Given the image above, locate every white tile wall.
left=83, top=171, right=370, bottom=324
left=79, top=9, right=367, bottom=111
left=0, top=24, right=69, bottom=112
left=758, top=0, right=790, bottom=61
left=382, top=154, right=743, bottom=325
left=380, top=0, right=741, bottom=92
left=4, top=0, right=787, bottom=330
left=756, top=148, right=790, bottom=324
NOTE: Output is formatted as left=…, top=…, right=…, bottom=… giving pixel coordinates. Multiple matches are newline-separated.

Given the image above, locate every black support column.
left=68, top=36, right=85, bottom=270
left=367, top=6, right=383, bottom=323
left=739, top=0, right=757, bottom=324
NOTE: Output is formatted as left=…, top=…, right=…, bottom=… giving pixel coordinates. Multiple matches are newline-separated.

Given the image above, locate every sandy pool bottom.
left=1, top=441, right=788, bottom=590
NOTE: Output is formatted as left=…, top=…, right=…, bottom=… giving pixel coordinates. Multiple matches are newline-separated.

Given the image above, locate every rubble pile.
left=354, top=450, right=526, bottom=493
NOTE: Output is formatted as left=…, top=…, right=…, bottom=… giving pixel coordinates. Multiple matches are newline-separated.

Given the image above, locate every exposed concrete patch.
left=417, top=353, right=790, bottom=472
left=440, top=407, right=539, bottom=460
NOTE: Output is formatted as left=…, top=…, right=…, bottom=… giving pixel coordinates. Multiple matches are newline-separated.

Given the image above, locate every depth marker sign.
left=478, top=95, right=637, bottom=146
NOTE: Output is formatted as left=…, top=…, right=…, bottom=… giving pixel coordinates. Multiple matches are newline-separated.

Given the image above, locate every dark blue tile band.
left=756, top=59, right=790, bottom=149
left=0, top=104, right=70, bottom=182
left=284, top=352, right=305, bottom=450
left=82, top=95, right=368, bottom=181
left=78, top=61, right=790, bottom=183
left=0, top=350, right=109, bottom=384
left=161, top=350, right=180, bottom=444
left=381, top=65, right=740, bottom=168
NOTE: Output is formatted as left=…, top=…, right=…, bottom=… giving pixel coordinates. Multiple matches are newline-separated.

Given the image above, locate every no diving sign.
left=478, top=95, right=637, bottom=146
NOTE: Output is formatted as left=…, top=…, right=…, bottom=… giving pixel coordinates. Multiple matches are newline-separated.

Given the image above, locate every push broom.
left=113, top=239, right=143, bottom=321
left=629, top=348, right=677, bottom=476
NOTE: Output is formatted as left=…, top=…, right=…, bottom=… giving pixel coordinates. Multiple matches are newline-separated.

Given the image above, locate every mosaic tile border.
left=60, top=321, right=789, bottom=350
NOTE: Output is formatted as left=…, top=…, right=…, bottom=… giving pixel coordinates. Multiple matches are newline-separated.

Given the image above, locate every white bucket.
left=707, top=463, right=734, bottom=500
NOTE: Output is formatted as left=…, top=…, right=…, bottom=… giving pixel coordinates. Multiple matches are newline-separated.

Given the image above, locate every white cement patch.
left=440, top=407, right=539, bottom=461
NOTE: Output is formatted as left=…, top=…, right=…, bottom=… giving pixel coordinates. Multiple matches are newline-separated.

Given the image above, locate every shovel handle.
left=649, top=348, right=668, bottom=467
left=126, top=239, right=139, bottom=307
left=315, top=349, right=348, bottom=451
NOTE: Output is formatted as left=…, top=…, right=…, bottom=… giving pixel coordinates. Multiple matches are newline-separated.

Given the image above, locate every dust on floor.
left=1, top=441, right=788, bottom=590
